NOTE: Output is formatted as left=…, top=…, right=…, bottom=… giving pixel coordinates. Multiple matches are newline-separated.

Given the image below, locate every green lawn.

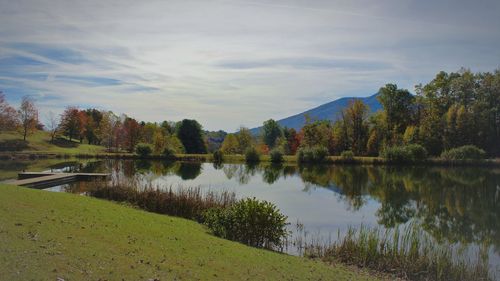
left=0, top=131, right=106, bottom=154
left=0, top=184, right=378, bottom=281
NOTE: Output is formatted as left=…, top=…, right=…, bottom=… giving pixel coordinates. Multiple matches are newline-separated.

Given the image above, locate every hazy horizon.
left=1, top=0, right=499, bottom=131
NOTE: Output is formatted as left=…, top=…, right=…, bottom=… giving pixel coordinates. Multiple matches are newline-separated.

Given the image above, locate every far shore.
left=2, top=151, right=500, bottom=167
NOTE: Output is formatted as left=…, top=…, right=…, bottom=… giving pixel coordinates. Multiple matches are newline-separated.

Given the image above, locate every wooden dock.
left=4, top=172, right=110, bottom=189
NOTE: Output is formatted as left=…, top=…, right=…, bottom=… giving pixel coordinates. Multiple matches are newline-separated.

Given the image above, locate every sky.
left=0, top=0, right=499, bottom=131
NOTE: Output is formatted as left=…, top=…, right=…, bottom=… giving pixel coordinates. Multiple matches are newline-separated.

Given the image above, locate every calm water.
left=1, top=159, right=500, bottom=275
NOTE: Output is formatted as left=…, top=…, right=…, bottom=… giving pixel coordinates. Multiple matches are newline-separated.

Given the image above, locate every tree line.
left=55, top=108, right=209, bottom=154
left=221, top=68, right=500, bottom=158
left=1, top=68, right=499, bottom=157
left=0, top=94, right=208, bottom=154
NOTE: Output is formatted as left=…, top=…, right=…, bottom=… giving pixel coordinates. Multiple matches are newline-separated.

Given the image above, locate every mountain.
left=250, top=93, right=381, bottom=134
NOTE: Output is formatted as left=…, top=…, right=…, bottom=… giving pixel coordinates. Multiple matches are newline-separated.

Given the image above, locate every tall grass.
left=86, top=180, right=236, bottom=221
left=293, top=224, right=492, bottom=281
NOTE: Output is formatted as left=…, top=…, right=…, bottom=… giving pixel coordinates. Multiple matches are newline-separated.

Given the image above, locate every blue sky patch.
left=8, top=42, right=89, bottom=65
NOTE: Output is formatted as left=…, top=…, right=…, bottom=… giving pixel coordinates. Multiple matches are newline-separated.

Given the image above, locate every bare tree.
left=18, top=96, right=38, bottom=141
left=46, top=111, right=59, bottom=142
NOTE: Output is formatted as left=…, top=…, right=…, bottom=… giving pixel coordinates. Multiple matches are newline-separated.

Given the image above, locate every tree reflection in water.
left=6, top=159, right=498, bottom=255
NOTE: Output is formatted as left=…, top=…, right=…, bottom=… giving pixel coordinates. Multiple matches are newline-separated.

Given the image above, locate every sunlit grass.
left=0, top=184, right=379, bottom=280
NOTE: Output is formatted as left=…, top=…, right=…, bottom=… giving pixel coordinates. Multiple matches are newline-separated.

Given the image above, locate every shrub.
left=405, top=144, right=428, bottom=161
left=245, top=147, right=260, bottom=163
left=269, top=149, right=284, bottom=163
left=297, top=146, right=328, bottom=163
left=213, top=150, right=224, bottom=163
left=340, top=150, right=354, bottom=160
left=162, top=147, right=176, bottom=159
left=313, top=146, right=328, bottom=162
left=381, top=144, right=427, bottom=162
left=441, top=145, right=486, bottom=160
left=203, top=198, right=289, bottom=249
left=135, top=143, right=152, bottom=157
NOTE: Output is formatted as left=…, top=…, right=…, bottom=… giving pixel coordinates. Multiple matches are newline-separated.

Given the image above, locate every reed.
left=86, top=180, right=236, bottom=221
left=293, top=224, right=493, bottom=281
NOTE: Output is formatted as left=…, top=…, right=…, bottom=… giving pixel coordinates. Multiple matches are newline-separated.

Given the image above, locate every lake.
left=1, top=158, right=499, bottom=276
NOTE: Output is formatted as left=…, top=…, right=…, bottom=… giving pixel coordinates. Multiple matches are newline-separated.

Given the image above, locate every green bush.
left=405, top=144, right=428, bottom=161
left=297, top=146, right=328, bottom=163
left=202, top=198, right=289, bottom=249
left=162, top=147, right=176, bottom=159
left=441, top=145, right=486, bottom=160
left=269, top=149, right=284, bottom=163
left=381, top=144, right=428, bottom=162
left=213, top=150, right=224, bottom=163
left=340, top=150, right=354, bottom=160
left=245, top=147, right=260, bottom=163
left=135, top=143, right=152, bottom=157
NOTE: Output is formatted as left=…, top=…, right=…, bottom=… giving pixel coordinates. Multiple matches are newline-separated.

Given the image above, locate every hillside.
left=0, top=131, right=105, bottom=154
left=0, top=184, right=378, bottom=281
left=251, top=93, right=381, bottom=134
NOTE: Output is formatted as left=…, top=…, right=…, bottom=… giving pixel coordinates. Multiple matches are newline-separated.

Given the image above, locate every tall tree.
left=236, top=127, right=253, bottom=153
left=377, top=84, right=415, bottom=145
left=59, top=107, right=81, bottom=141
left=177, top=119, right=207, bottom=154
left=123, top=117, right=141, bottom=152
left=344, top=100, right=369, bottom=155
left=18, top=96, right=38, bottom=141
left=283, top=127, right=300, bottom=155
left=83, top=109, right=103, bottom=144
left=262, top=119, right=283, bottom=148
left=301, top=120, right=333, bottom=151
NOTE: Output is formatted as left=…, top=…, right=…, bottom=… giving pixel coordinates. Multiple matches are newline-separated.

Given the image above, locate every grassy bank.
left=0, top=131, right=105, bottom=155
left=0, top=184, right=378, bottom=281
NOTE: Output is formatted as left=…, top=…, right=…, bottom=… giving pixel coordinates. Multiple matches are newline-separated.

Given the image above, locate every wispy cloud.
left=216, top=57, right=393, bottom=71
left=0, top=0, right=499, bottom=131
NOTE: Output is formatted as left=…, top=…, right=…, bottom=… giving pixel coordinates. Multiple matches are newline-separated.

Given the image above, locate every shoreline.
left=1, top=151, right=499, bottom=166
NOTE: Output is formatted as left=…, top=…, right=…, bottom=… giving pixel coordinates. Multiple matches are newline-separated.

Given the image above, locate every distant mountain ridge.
left=250, top=93, right=381, bottom=134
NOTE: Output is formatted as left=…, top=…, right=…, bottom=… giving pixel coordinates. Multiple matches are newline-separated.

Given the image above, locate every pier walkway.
left=4, top=172, right=109, bottom=189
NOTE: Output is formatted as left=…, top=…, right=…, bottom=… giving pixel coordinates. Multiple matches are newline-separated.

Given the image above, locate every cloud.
left=7, top=43, right=89, bottom=64
left=0, top=0, right=499, bottom=131
left=216, top=57, right=393, bottom=71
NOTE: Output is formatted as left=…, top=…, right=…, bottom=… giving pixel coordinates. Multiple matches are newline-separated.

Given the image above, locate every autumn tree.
left=236, top=127, right=253, bottom=152
left=60, top=107, right=81, bottom=141
left=0, top=92, right=19, bottom=131
left=365, top=112, right=386, bottom=156
left=18, top=96, right=38, bottom=141
left=301, top=120, right=333, bottom=152
left=283, top=127, right=300, bottom=155
left=344, top=100, right=369, bottom=155
left=123, top=117, right=142, bottom=152
left=221, top=134, right=240, bottom=154
left=159, top=135, right=183, bottom=154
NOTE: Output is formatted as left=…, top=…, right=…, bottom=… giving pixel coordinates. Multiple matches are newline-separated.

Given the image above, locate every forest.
left=1, top=68, right=499, bottom=158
